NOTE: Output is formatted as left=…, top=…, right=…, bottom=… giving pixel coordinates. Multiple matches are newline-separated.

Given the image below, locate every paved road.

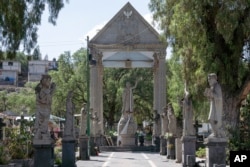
left=76, top=151, right=183, bottom=167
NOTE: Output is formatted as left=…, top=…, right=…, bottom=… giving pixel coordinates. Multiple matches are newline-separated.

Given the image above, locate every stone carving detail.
left=34, top=75, right=56, bottom=143
left=116, top=8, right=139, bottom=44
left=123, top=10, right=132, bottom=19
left=204, top=73, right=225, bottom=138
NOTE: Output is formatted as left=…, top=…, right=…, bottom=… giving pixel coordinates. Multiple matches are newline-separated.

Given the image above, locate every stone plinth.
left=33, top=144, right=54, bottom=167
left=153, top=136, right=160, bottom=152
left=182, top=136, right=196, bottom=167
left=120, top=134, right=136, bottom=146
left=204, top=137, right=227, bottom=167
left=160, top=137, right=167, bottom=155
left=79, top=136, right=90, bottom=160
left=167, top=137, right=176, bottom=159
left=118, top=116, right=137, bottom=146
left=62, top=139, right=76, bottom=167
left=175, top=138, right=182, bottom=163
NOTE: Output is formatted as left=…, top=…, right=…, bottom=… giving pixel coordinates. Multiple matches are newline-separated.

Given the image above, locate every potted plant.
left=5, top=126, right=33, bottom=167
left=54, top=145, right=62, bottom=167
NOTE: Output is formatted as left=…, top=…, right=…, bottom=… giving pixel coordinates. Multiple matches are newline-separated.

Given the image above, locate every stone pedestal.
left=160, top=137, right=167, bottom=155
left=154, top=136, right=161, bottom=152
left=182, top=136, right=196, bottom=167
left=33, top=144, right=54, bottom=167
left=79, top=136, right=90, bottom=160
left=62, top=139, right=76, bottom=167
left=120, top=134, right=136, bottom=146
left=118, top=115, right=137, bottom=147
left=204, top=137, right=227, bottom=167
left=167, top=137, right=176, bottom=159
left=90, top=137, right=100, bottom=156
left=175, top=138, right=182, bottom=163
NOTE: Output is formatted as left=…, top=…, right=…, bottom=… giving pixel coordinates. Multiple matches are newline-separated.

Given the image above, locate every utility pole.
left=86, top=36, right=91, bottom=157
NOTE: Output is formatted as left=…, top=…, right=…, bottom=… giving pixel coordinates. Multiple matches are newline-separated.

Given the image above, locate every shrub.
left=196, top=147, right=206, bottom=158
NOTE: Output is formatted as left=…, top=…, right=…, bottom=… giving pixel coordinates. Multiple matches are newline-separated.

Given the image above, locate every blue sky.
left=37, top=0, right=152, bottom=60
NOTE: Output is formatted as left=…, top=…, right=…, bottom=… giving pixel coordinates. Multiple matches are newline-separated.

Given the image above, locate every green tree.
left=1, top=82, right=36, bottom=114
left=0, top=0, right=68, bottom=59
left=149, top=0, right=250, bottom=129
left=49, top=49, right=87, bottom=117
left=103, top=68, right=154, bottom=129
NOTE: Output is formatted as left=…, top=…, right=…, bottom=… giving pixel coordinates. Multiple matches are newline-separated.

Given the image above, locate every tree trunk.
left=222, top=93, right=241, bottom=133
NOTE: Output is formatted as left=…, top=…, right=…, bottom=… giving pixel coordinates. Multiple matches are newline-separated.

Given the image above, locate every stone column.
left=204, top=138, right=227, bottom=167
left=90, top=58, right=98, bottom=136
left=153, top=51, right=166, bottom=152
left=89, top=51, right=104, bottom=152
left=153, top=54, right=160, bottom=150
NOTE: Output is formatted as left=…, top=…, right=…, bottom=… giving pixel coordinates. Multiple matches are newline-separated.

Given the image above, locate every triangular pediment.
left=90, top=2, right=161, bottom=45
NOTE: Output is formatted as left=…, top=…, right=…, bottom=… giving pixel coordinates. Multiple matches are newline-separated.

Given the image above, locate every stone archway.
left=88, top=2, right=167, bottom=145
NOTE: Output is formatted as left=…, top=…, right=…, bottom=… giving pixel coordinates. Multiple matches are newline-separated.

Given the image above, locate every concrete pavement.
left=76, top=151, right=184, bottom=167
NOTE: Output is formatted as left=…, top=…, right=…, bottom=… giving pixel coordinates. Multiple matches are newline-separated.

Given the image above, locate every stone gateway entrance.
left=88, top=2, right=167, bottom=145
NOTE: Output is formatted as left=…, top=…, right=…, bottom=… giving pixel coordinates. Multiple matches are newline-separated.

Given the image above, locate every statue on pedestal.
left=204, top=73, right=224, bottom=138
left=182, top=83, right=195, bottom=136
left=117, top=80, right=138, bottom=146
left=34, top=75, right=56, bottom=143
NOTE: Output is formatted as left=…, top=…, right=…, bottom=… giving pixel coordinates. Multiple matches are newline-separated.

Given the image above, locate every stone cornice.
left=89, top=43, right=167, bottom=52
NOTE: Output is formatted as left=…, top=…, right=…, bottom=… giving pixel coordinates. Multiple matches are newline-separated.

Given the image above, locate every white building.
left=28, top=59, right=57, bottom=82
left=0, top=61, right=21, bottom=86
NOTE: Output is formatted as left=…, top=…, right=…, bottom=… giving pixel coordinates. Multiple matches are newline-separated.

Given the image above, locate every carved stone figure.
left=64, top=91, right=75, bottom=140
left=204, top=73, right=224, bottom=138
left=121, top=81, right=138, bottom=118
left=80, top=103, right=87, bottom=136
left=91, top=109, right=101, bottom=136
left=167, top=103, right=177, bottom=136
left=161, top=108, right=169, bottom=135
left=152, top=109, right=161, bottom=137
left=34, top=75, right=56, bottom=142
left=117, top=80, right=139, bottom=146
left=182, top=83, right=195, bottom=136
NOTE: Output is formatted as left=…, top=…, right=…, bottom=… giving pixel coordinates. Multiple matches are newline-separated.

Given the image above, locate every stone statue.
left=121, top=80, right=138, bottom=119
left=204, top=73, right=224, bottom=138
left=90, top=109, right=101, bottom=135
left=64, top=91, right=75, bottom=140
left=182, top=83, right=195, bottom=136
left=167, top=103, right=177, bottom=136
left=117, top=79, right=139, bottom=146
left=161, top=108, right=169, bottom=135
left=80, top=103, right=87, bottom=136
left=34, top=74, right=56, bottom=142
left=152, top=109, right=161, bottom=136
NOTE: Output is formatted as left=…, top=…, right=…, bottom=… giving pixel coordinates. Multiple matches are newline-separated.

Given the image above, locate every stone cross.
left=17, top=114, right=27, bottom=133
left=193, top=120, right=202, bottom=137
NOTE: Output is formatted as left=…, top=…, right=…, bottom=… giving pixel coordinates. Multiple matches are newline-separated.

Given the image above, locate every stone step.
left=99, top=146, right=157, bottom=152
